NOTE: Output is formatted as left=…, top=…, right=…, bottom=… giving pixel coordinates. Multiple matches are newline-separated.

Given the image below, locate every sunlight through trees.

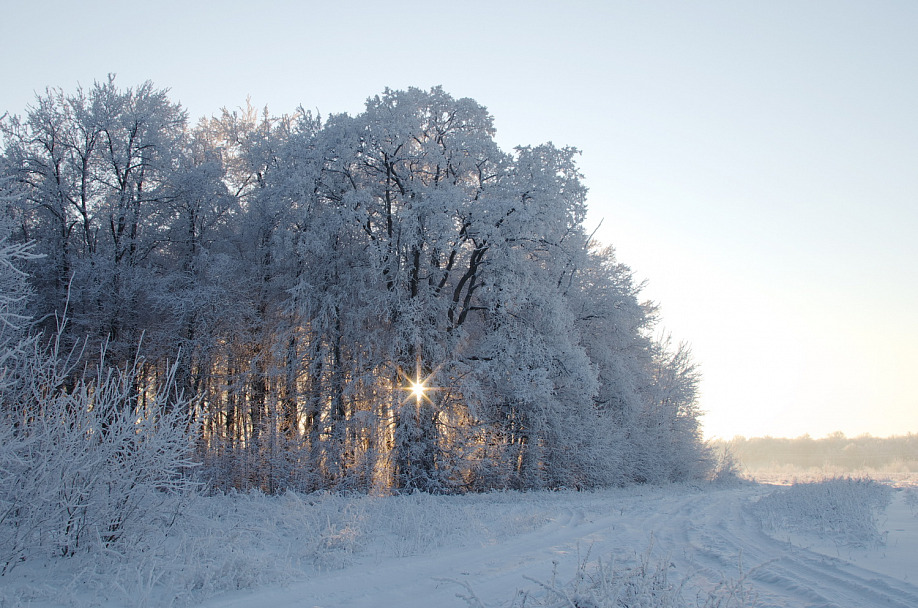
left=1, top=81, right=710, bottom=496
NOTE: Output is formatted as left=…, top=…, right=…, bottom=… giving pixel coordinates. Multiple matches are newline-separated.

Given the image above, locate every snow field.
left=0, top=490, right=553, bottom=607
left=2, top=479, right=918, bottom=607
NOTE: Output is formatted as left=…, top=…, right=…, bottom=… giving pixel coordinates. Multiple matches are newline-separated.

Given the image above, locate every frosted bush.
left=707, top=444, right=743, bottom=485
left=0, top=339, right=199, bottom=573
left=751, top=477, right=892, bottom=548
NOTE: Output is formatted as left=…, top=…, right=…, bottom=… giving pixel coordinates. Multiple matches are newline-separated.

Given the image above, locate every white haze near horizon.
left=1, top=0, right=915, bottom=440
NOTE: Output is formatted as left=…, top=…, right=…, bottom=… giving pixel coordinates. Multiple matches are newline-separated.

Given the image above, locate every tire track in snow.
left=645, top=486, right=918, bottom=608
left=200, top=500, right=605, bottom=608
left=199, top=486, right=918, bottom=608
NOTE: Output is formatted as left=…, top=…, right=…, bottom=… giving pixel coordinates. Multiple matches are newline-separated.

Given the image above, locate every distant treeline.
left=716, top=433, right=918, bottom=473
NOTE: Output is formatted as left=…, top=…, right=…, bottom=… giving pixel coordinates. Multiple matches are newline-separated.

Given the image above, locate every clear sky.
left=2, top=0, right=916, bottom=439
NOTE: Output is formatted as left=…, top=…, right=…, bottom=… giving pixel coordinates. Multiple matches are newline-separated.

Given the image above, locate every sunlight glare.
left=409, top=380, right=427, bottom=402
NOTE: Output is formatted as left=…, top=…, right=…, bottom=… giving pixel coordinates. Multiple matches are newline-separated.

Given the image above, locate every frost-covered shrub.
left=0, top=337, right=199, bottom=572
left=751, top=477, right=892, bottom=548
left=517, top=551, right=684, bottom=608
left=0, top=206, right=199, bottom=573
left=707, top=444, right=743, bottom=485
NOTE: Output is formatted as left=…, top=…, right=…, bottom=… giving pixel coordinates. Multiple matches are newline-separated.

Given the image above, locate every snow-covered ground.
left=3, top=480, right=917, bottom=607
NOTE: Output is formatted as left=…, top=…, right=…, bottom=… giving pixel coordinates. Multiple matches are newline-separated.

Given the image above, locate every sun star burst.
left=409, top=379, right=427, bottom=401
left=399, top=361, right=441, bottom=406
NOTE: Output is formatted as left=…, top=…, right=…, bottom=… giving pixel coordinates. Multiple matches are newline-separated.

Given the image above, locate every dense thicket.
left=0, top=79, right=709, bottom=495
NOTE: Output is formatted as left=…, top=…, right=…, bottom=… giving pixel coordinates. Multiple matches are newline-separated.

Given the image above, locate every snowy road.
left=201, top=485, right=918, bottom=608
left=651, top=487, right=918, bottom=608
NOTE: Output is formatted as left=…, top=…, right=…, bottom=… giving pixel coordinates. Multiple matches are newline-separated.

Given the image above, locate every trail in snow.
left=649, top=488, right=918, bottom=608
left=200, top=485, right=918, bottom=608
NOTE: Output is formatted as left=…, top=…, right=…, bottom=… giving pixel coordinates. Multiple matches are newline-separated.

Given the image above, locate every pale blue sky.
left=3, top=0, right=916, bottom=438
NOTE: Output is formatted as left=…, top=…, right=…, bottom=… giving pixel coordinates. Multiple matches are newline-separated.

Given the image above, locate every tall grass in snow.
left=452, top=543, right=758, bottom=608
left=751, top=476, right=892, bottom=548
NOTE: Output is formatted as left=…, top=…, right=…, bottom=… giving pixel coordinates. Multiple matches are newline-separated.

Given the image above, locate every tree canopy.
left=1, top=80, right=709, bottom=494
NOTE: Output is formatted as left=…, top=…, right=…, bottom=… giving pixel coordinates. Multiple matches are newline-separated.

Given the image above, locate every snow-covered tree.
left=1, top=82, right=711, bottom=496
